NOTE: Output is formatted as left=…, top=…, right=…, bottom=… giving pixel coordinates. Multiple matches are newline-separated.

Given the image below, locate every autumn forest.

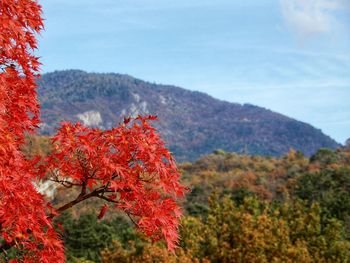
left=19, top=136, right=350, bottom=262
left=1, top=0, right=350, bottom=262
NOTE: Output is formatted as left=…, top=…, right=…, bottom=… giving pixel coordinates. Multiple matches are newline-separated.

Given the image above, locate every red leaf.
left=98, top=204, right=109, bottom=220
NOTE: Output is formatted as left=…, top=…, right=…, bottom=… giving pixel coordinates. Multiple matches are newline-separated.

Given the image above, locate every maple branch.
left=96, top=194, right=119, bottom=204
left=49, top=178, right=81, bottom=188
left=126, top=212, right=138, bottom=227
left=80, top=180, right=87, bottom=197
left=48, top=180, right=134, bottom=218
left=49, top=188, right=103, bottom=218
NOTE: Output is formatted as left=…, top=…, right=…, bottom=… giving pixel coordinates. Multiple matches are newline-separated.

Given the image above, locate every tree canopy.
left=0, top=1, right=185, bottom=261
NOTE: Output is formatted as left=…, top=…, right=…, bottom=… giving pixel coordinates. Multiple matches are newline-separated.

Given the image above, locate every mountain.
left=37, top=70, right=340, bottom=162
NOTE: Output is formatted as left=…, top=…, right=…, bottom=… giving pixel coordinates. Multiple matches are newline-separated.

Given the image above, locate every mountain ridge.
left=37, top=70, right=340, bottom=161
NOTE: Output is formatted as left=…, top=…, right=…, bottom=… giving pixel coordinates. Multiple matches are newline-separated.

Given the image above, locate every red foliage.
left=0, top=0, right=65, bottom=261
left=40, top=116, right=185, bottom=251
left=1, top=0, right=185, bottom=260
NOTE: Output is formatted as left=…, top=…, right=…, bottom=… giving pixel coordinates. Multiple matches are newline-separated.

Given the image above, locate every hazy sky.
left=38, top=0, right=350, bottom=143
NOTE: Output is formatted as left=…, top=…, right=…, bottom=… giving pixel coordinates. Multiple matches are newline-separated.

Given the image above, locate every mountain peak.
left=37, top=70, right=340, bottom=162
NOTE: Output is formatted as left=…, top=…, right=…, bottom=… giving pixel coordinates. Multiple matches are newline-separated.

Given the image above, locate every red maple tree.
left=0, top=0, right=185, bottom=261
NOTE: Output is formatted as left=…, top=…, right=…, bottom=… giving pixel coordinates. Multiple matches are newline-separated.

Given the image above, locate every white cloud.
left=280, top=0, right=348, bottom=39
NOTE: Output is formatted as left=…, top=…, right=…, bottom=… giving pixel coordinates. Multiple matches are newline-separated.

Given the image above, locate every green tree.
left=293, top=168, right=350, bottom=230
left=58, top=212, right=137, bottom=262
left=179, top=194, right=350, bottom=263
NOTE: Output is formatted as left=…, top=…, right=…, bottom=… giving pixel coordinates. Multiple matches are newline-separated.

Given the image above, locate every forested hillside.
left=37, top=70, right=340, bottom=161
left=21, top=137, right=350, bottom=262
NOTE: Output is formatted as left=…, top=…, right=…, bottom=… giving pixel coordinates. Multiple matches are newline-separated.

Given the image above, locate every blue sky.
left=38, top=0, right=350, bottom=144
